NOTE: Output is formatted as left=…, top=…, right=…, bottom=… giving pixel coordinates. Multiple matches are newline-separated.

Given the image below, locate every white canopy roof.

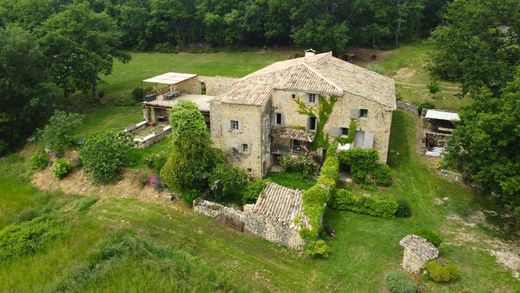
left=424, top=109, right=460, bottom=121
left=143, top=72, right=197, bottom=85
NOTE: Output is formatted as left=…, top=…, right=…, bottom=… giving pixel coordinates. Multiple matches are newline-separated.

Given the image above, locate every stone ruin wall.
left=396, top=100, right=419, bottom=115
left=194, top=200, right=305, bottom=249
left=402, top=248, right=427, bottom=274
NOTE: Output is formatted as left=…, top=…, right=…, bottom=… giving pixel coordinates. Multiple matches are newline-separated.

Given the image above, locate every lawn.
left=1, top=111, right=519, bottom=292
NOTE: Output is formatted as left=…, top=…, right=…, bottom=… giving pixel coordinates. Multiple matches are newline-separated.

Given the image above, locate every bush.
left=133, top=169, right=149, bottom=188
left=427, top=80, right=441, bottom=94
left=183, top=189, right=200, bottom=205
left=385, top=270, right=417, bottom=293
left=373, top=164, right=392, bottom=186
left=413, top=230, right=442, bottom=247
left=80, top=131, right=132, bottom=184
left=30, top=152, right=49, bottom=170
left=242, top=178, right=265, bottom=204
left=143, top=152, right=167, bottom=173
left=396, top=199, right=412, bottom=217
left=40, top=111, right=84, bottom=154
left=338, top=148, right=379, bottom=188
left=132, top=87, right=144, bottom=101
left=279, top=152, right=319, bottom=176
left=367, top=64, right=386, bottom=75
left=426, top=259, right=460, bottom=283
left=417, top=102, right=435, bottom=115
left=331, top=189, right=399, bottom=218
left=114, top=95, right=135, bottom=106
left=208, top=163, right=248, bottom=202
left=304, top=239, right=330, bottom=258
left=52, top=158, right=73, bottom=179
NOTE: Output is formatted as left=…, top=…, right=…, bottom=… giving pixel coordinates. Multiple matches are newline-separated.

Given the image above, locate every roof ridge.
left=300, top=62, right=344, bottom=95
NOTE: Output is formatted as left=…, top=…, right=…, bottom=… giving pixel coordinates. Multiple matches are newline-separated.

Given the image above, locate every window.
left=359, top=109, right=368, bottom=118
left=291, top=94, right=296, bottom=99
left=241, top=144, right=249, bottom=153
left=230, top=120, right=239, bottom=130
left=308, top=116, right=317, bottom=131
left=275, top=113, right=283, bottom=125
left=307, top=93, right=317, bottom=104
left=200, top=81, right=206, bottom=95
left=340, top=127, right=349, bottom=136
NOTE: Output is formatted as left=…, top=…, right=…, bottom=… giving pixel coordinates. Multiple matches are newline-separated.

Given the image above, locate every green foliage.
left=142, top=152, right=167, bottom=174
left=80, top=131, right=132, bottom=184
left=396, top=199, right=412, bottom=218
left=279, top=152, right=319, bottom=176
left=373, top=164, right=392, bottom=186
left=427, top=80, right=441, bottom=94
left=300, top=143, right=339, bottom=241
left=52, top=158, right=72, bottom=180
left=295, top=95, right=338, bottom=149
left=40, top=111, right=84, bottom=154
left=182, top=189, right=200, bottom=205
left=131, top=87, right=144, bottom=102
left=266, top=172, right=317, bottom=191
left=331, top=189, right=399, bottom=218
left=414, top=230, right=443, bottom=247
left=445, top=73, right=520, bottom=209
left=30, top=152, right=49, bottom=170
left=367, top=64, right=386, bottom=75
left=417, top=102, right=435, bottom=115
left=304, top=239, right=330, bottom=258
left=0, top=25, right=56, bottom=153
left=429, top=0, right=520, bottom=95
left=426, top=259, right=460, bottom=283
left=338, top=148, right=383, bottom=188
left=0, top=215, right=60, bottom=262
left=385, top=270, right=417, bottom=293
left=208, top=163, right=248, bottom=202
left=242, top=178, right=265, bottom=204
left=161, top=101, right=222, bottom=193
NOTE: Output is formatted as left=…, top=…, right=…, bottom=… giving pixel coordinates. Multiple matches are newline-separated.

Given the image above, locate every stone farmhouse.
left=138, top=50, right=396, bottom=176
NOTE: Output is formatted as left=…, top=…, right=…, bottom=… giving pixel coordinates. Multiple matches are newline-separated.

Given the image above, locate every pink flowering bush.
left=279, top=152, right=319, bottom=176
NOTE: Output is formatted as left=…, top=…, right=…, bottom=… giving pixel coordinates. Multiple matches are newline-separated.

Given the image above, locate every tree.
left=40, top=111, right=83, bottom=154
left=38, top=2, right=130, bottom=102
left=445, top=70, right=520, bottom=212
left=429, top=0, right=520, bottom=95
left=0, top=25, right=56, bottom=155
left=160, top=101, right=221, bottom=193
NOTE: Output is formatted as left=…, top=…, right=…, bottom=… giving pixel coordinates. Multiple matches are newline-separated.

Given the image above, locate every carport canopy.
left=143, top=72, right=197, bottom=85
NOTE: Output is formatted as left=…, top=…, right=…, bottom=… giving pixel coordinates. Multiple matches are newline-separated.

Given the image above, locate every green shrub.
left=30, top=152, right=49, bottom=170
left=337, top=119, right=358, bottom=144
left=338, top=148, right=380, bottom=188
left=208, top=163, right=248, bottom=202
left=413, top=230, right=442, bottom=247
left=426, top=259, right=460, bottom=283
left=418, top=102, right=435, bottom=115
left=0, top=215, right=61, bottom=262
left=114, top=95, right=135, bottom=106
left=40, top=111, right=84, bottom=154
left=331, top=189, right=399, bottom=218
left=132, top=87, right=144, bottom=101
left=183, top=189, right=200, bottom=205
left=242, top=178, right=265, bottom=204
left=385, top=270, right=417, bottom=293
left=427, top=80, right=441, bottom=94
left=396, top=199, right=412, bottom=217
left=367, top=64, right=386, bottom=75
left=373, top=164, right=392, bottom=186
left=52, top=158, right=73, bottom=179
left=80, top=131, right=132, bottom=184
left=279, top=152, right=319, bottom=176
left=143, top=152, right=167, bottom=173
left=304, top=239, right=330, bottom=258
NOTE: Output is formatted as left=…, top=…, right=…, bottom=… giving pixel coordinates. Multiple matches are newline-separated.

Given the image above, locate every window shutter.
left=350, top=109, right=359, bottom=118
left=227, top=120, right=232, bottom=131
left=239, top=121, right=243, bottom=133
left=331, top=127, right=340, bottom=137
left=281, top=114, right=285, bottom=126
left=247, top=144, right=252, bottom=154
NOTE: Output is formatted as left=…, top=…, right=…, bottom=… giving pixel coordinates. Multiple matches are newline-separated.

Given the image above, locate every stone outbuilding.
left=194, top=182, right=308, bottom=249
left=399, top=234, right=439, bottom=274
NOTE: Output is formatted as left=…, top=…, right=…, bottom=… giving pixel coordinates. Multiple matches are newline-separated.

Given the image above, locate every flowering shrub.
left=279, top=152, right=319, bottom=176
left=30, top=152, right=49, bottom=170
left=147, top=173, right=162, bottom=190
left=52, top=158, right=73, bottom=179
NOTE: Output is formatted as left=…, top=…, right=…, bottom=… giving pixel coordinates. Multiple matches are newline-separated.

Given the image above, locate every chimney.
left=305, top=48, right=316, bottom=57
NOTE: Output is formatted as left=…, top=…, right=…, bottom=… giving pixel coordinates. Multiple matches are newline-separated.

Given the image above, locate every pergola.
left=142, top=72, right=197, bottom=92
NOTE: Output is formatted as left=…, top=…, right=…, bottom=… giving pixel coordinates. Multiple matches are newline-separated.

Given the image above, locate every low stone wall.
left=193, top=200, right=305, bottom=249
left=397, top=101, right=419, bottom=115
left=439, top=169, right=463, bottom=182
left=124, top=121, right=148, bottom=134
left=134, top=125, right=172, bottom=148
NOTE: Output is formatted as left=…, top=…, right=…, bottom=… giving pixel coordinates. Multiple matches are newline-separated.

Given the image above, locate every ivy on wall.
left=294, top=95, right=338, bottom=149
left=337, top=119, right=358, bottom=144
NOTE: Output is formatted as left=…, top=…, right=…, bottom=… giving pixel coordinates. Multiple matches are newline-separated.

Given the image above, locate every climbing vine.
left=337, top=119, right=358, bottom=144
left=294, top=95, right=338, bottom=149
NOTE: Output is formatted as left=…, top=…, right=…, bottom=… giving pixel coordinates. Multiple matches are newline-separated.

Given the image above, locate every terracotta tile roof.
left=399, top=234, right=439, bottom=261
left=251, top=182, right=303, bottom=225
left=218, top=52, right=396, bottom=109
left=271, top=127, right=315, bottom=142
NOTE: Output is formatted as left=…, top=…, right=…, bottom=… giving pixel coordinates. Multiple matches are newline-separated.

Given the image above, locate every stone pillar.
left=399, top=234, right=439, bottom=274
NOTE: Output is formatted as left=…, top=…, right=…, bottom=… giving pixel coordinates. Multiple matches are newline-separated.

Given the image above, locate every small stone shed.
left=399, top=234, right=439, bottom=274
left=194, top=182, right=307, bottom=249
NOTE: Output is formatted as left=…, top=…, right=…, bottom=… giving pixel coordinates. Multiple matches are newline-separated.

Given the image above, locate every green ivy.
left=337, top=119, right=358, bottom=144
left=294, top=95, right=338, bottom=149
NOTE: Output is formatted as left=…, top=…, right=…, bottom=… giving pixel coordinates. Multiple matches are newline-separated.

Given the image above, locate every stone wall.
left=193, top=200, right=305, bottom=249
left=439, top=169, right=463, bottom=182
left=397, top=100, right=419, bottom=115
left=199, top=76, right=238, bottom=96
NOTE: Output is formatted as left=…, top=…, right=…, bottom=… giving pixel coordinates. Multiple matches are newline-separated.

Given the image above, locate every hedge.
left=300, top=143, right=339, bottom=241
left=331, top=189, right=399, bottom=218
